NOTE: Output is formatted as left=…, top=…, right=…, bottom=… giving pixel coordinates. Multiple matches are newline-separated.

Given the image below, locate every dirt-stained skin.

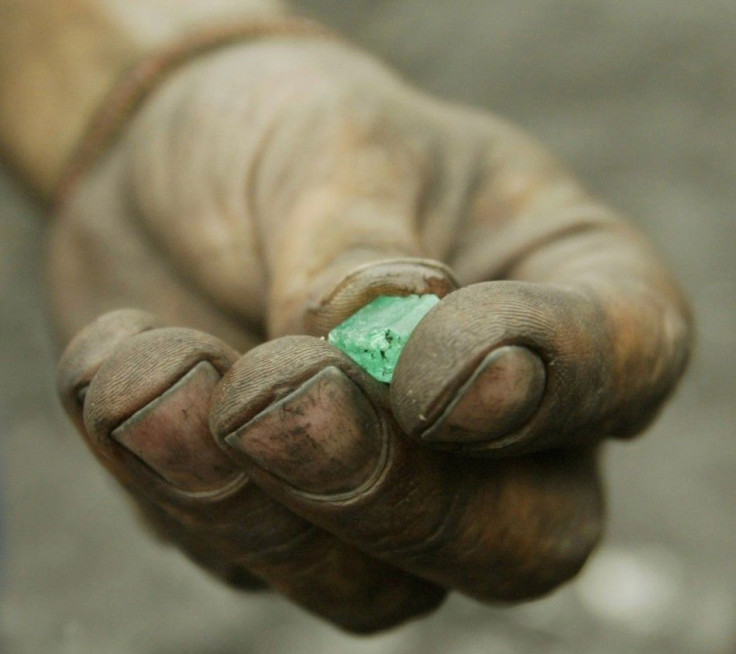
left=52, top=34, right=691, bottom=632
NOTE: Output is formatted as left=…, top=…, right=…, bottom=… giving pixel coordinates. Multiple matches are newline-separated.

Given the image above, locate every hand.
left=53, top=36, right=692, bottom=632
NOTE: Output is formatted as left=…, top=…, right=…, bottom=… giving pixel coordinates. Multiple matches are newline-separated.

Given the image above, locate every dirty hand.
left=53, top=35, right=692, bottom=632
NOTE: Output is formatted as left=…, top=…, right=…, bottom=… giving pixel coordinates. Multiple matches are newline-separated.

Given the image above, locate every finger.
left=390, top=117, right=693, bottom=454
left=58, top=316, right=445, bottom=632
left=391, top=278, right=638, bottom=454
left=58, top=315, right=263, bottom=589
left=211, top=336, right=604, bottom=602
left=391, top=239, right=690, bottom=455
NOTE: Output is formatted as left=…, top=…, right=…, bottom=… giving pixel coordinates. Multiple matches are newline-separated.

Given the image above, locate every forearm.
left=0, top=0, right=284, bottom=198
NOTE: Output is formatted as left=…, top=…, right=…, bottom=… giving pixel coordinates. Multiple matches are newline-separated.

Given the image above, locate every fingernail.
left=421, top=346, right=545, bottom=444
left=111, top=361, right=242, bottom=493
left=223, top=366, right=385, bottom=497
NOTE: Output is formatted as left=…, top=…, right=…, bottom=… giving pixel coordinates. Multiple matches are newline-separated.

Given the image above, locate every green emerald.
left=327, top=294, right=440, bottom=383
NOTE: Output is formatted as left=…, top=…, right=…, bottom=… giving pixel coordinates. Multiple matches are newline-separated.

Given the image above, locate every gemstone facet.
left=327, top=294, right=440, bottom=383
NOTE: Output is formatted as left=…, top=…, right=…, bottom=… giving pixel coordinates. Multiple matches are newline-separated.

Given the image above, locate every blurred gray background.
left=1, top=1, right=735, bottom=652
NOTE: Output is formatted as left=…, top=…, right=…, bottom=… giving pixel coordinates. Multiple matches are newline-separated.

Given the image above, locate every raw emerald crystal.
left=328, top=294, right=440, bottom=383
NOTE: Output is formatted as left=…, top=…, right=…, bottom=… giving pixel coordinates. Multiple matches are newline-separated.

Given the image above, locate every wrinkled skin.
left=52, top=38, right=692, bottom=633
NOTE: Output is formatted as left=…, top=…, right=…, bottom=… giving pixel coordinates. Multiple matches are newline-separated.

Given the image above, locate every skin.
left=0, top=0, right=284, bottom=193
left=3, top=3, right=692, bottom=635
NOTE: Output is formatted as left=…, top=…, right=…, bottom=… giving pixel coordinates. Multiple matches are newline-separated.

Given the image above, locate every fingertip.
left=210, top=335, right=388, bottom=438
left=391, top=282, right=572, bottom=454
left=79, top=327, right=243, bottom=497
left=82, top=327, right=239, bottom=439
left=221, top=365, right=387, bottom=498
left=57, top=309, right=162, bottom=425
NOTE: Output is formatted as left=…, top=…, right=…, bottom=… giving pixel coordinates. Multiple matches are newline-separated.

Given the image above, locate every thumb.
left=247, top=61, right=468, bottom=337
left=264, top=185, right=458, bottom=337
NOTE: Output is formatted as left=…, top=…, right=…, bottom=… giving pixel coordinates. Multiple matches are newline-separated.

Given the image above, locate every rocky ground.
left=1, top=1, right=735, bottom=652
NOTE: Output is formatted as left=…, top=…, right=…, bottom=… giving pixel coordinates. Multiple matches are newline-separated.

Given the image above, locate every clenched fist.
left=52, top=36, right=691, bottom=632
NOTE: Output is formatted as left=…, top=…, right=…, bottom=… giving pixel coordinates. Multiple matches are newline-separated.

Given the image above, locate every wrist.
left=56, top=18, right=335, bottom=210
left=0, top=0, right=285, bottom=199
